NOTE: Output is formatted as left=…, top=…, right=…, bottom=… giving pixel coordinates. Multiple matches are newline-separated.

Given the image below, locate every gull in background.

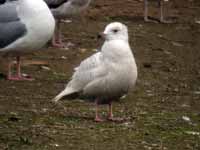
left=44, top=0, right=92, bottom=48
left=52, top=22, right=138, bottom=122
left=0, top=0, right=55, bottom=80
left=144, top=0, right=172, bottom=23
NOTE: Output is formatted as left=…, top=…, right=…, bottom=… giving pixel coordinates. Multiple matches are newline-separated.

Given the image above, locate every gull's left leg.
left=107, top=102, right=124, bottom=122
left=94, top=99, right=104, bottom=122
left=7, top=56, right=33, bottom=81
left=16, top=56, right=33, bottom=81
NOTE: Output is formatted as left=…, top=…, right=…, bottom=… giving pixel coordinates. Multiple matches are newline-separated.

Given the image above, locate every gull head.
left=101, top=22, right=129, bottom=42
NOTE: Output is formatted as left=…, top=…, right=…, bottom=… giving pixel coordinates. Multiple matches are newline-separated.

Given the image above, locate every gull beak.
left=97, top=32, right=106, bottom=39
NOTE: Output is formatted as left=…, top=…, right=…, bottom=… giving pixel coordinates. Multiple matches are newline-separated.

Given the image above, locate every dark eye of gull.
left=112, top=29, right=118, bottom=33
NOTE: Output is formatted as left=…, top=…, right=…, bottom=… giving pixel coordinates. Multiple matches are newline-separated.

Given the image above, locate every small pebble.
left=182, top=116, right=191, bottom=122
left=41, top=66, right=51, bottom=71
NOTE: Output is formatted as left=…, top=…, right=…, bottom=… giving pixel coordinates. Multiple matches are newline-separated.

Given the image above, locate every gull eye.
left=112, top=29, right=118, bottom=33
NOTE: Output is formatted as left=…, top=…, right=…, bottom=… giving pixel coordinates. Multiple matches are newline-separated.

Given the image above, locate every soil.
left=0, top=0, right=200, bottom=149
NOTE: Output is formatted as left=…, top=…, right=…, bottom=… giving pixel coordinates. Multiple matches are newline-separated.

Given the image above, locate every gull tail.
left=52, top=87, right=76, bottom=102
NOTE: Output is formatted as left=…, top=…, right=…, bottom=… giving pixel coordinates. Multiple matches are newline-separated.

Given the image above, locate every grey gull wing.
left=0, top=2, right=19, bottom=22
left=0, top=2, right=27, bottom=49
left=0, top=22, right=27, bottom=49
left=71, top=0, right=90, bottom=7
left=0, top=0, right=5, bottom=4
left=44, top=0, right=69, bottom=9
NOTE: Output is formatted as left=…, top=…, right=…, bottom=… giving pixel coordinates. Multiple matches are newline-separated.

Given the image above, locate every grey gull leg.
left=159, top=0, right=164, bottom=22
left=144, top=0, right=157, bottom=23
left=144, top=0, right=149, bottom=22
left=159, top=0, right=173, bottom=23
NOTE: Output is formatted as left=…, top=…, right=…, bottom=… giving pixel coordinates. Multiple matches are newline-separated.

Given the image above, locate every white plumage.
left=53, top=22, right=137, bottom=122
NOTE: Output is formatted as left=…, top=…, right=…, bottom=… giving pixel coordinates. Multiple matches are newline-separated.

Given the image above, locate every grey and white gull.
left=44, top=0, right=92, bottom=48
left=0, top=0, right=55, bottom=80
left=52, top=22, right=138, bottom=122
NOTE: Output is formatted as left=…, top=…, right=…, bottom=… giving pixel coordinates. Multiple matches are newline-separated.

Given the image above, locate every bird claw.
left=51, top=43, right=66, bottom=49
left=95, top=117, right=104, bottom=122
left=7, top=76, right=34, bottom=81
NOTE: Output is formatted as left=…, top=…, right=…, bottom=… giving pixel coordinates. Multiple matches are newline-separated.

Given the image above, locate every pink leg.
left=51, top=20, right=65, bottom=48
left=7, top=56, right=33, bottom=81
left=108, top=102, right=114, bottom=120
left=94, top=99, right=104, bottom=122
left=52, top=31, right=60, bottom=48
left=7, top=57, right=21, bottom=80
left=107, top=102, right=124, bottom=122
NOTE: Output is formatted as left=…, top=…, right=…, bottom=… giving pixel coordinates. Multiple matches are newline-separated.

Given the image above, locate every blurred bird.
left=52, top=22, right=138, bottom=122
left=0, top=0, right=55, bottom=80
left=144, top=0, right=171, bottom=23
left=44, top=0, right=92, bottom=48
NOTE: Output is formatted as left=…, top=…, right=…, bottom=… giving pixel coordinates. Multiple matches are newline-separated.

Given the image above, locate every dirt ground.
left=0, top=0, right=200, bottom=149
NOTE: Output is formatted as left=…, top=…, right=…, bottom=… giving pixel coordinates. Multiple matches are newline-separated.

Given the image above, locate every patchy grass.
left=0, top=0, right=200, bottom=149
